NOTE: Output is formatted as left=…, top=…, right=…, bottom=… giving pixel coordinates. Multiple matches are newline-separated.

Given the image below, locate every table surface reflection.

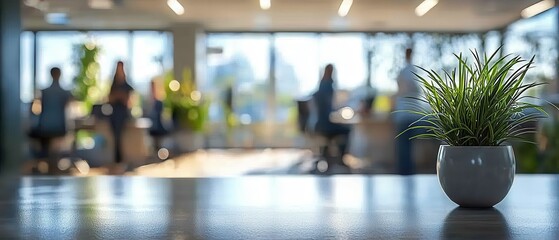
left=0, top=175, right=558, bottom=239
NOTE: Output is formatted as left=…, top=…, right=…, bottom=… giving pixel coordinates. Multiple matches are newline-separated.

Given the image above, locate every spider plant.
left=403, top=48, right=548, bottom=146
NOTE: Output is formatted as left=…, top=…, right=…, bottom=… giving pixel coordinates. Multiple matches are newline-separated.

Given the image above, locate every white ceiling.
left=22, top=0, right=545, bottom=32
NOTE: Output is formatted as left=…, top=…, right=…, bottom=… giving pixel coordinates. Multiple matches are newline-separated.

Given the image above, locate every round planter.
left=437, top=145, right=515, bottom=208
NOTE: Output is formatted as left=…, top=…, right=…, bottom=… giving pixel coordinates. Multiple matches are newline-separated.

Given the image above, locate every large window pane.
left=504, top=7, right=557, bottom=95
left=88, top=31, right=130, bottom=84
left=131, top=31, right=171, bottom=94
left=413, top=33, right=481, bottom=72
left=370, top=33, right=410, bottom=94
left=36, top=31, right=83, bottom=89
left=206, top=34, right=271, bottom=123
left=274, top=33, right=320, bottom=122
left=484, top=31, right=501, bottom=54
left=20, top=31, right=34, bottom=103
left=318, top=33, right=367, bottom=90
left=161, top=32, right=174, bottom=72
left=412, top=33, right=446, bottom=72
left=35, top=31, right=173, bottom=100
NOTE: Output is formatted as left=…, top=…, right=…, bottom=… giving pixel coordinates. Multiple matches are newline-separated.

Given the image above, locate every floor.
left=132, top=148, right=315, bottom=177
left=22, top=117, right=441, bottom=177
left=24, top=147, right=388, bottom=177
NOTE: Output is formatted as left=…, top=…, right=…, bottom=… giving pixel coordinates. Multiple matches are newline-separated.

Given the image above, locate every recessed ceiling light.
left=260, top=0, right=271, bottom=10
left=338, top=0, right=353, bottom=17
left=415, top=0, right=439, bottom=17
left=167, top=0, right=185, bottom=15
left=521, top=0, right=554, bottom=18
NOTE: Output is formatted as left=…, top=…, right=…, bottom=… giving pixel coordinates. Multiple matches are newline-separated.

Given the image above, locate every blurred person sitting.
left=108, top=61, right=134, bottom=169
left=29, top=67, right=73, bottom=167
left=313, top=64, right=351, bottom=169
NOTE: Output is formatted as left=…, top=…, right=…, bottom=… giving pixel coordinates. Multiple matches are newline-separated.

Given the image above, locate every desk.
left=1, top=175, right=558, bottom=239
left=329, top=108, right=362, bottom=125
left=72, top=117, right=152, bottom=166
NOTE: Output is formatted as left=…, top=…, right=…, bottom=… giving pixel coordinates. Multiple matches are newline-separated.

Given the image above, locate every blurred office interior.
left=1, top=0, right=558, bottom=176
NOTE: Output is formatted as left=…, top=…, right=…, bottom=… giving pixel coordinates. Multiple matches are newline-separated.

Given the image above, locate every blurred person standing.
left=393, top=48, right=422, bottom=175
left=313, top=64, right=351, bottom=169
left=29, top=67, right=72, bottom=167
left=108, top=61, right=134, bottom=167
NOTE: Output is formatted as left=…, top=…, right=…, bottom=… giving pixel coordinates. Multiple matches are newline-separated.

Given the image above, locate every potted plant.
left=163, top=68, right=209, bottom=152
left=404, top=48, right=548, bottom=208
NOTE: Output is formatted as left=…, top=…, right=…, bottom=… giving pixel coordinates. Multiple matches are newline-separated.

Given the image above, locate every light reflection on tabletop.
left=1, top=175, right=558, bottom=239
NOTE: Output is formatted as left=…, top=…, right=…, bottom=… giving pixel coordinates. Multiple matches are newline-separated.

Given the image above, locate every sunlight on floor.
left=131, top=148, right=313, bottom=177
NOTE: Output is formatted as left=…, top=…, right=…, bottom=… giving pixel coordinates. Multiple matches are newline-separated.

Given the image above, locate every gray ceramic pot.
left=437, top=145, right=515, bottom=208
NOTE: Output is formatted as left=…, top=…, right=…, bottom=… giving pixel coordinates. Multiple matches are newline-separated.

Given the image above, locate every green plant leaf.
left=398, top=47, right=551, bottom=146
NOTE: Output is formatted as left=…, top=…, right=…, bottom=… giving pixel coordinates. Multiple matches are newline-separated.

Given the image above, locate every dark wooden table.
left=0, top=175, right=557, bottom=239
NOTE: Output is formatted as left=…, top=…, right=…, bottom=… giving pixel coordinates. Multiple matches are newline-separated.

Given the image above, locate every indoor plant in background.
left=403, top=48, right=549, bottom=208
left=72, top=41, right=104, bottom=155
left=73, top=41, right=102, bottom=113
left=163, top=68, right=209, bottom=152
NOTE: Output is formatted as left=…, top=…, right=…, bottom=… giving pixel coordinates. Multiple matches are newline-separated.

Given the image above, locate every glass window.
left=413, top=33, right=447, bottom=71
left=504, top=8, right=558, bottom=96
left=131, top=31, right=170, bottom=94
left=506, top=7, right=557, bottom=56
left=318, top=33, right=368, bottom=90
left=446, top=34, right=482, bottom=66
left=36, top=31, right=84, bottom=90
left=413, top=33, right=481, bottom=72
left=88, top=31, right=130, bottom=84
left=206, top=34, right=271, bottom=123
left=20, top=31, right=34, bottom=103
left=34, top=31, right=172, bottom=99
left=275, top=33, right=320, bottom=99
left=274, top=33, right=320, bottom=122
left=484, top=31, right=501, bottom=54
left=370, top=33, right=410, bottom=94
left=162, top=32, right=174, bottom=72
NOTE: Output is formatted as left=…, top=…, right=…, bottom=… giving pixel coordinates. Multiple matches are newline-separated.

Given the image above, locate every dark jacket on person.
left=313, top=78, right=349, bottom=135
left=37, top=82, right=72, bottom=137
